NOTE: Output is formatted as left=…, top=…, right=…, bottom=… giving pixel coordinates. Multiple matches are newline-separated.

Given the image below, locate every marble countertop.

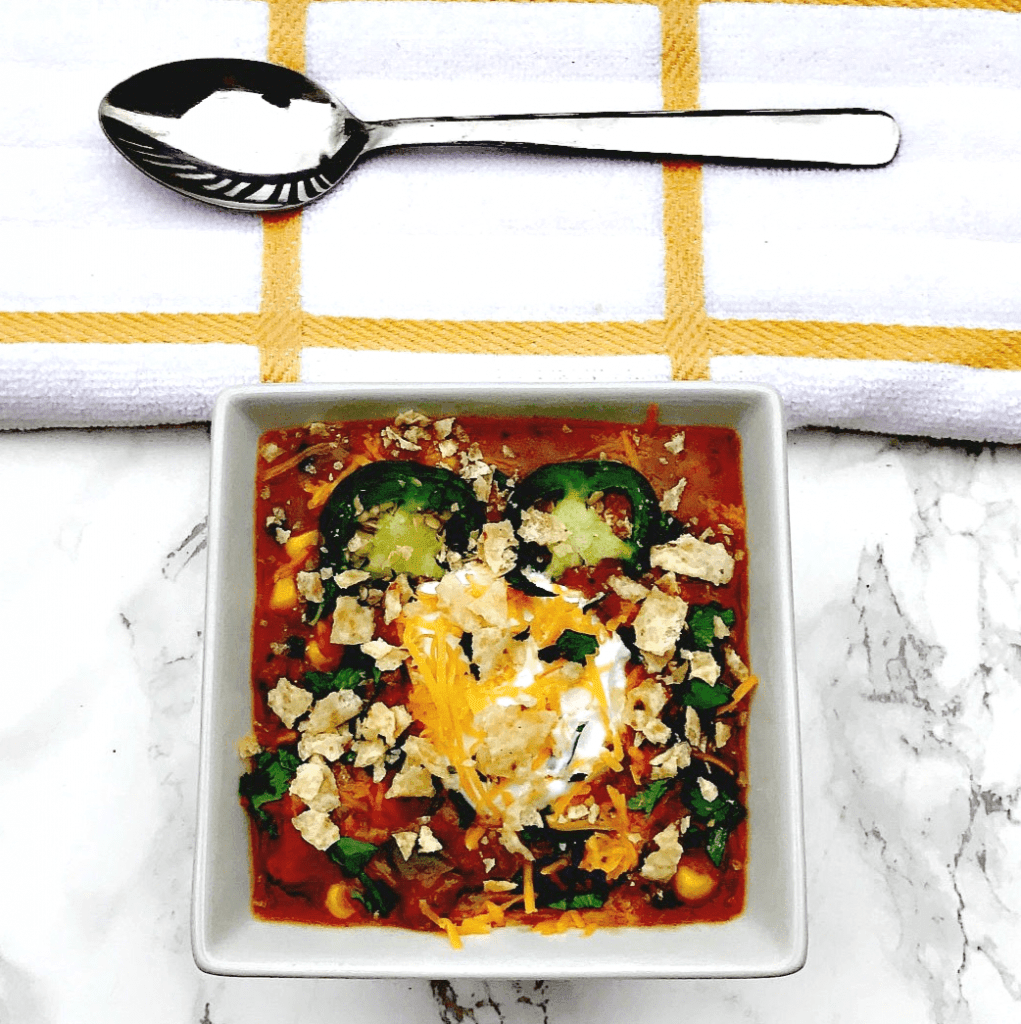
left=2, top=424, right=1019, bottom=1023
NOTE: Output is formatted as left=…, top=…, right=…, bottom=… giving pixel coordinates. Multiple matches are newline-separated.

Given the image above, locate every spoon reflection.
left=99, top=58, right=900, bottom=213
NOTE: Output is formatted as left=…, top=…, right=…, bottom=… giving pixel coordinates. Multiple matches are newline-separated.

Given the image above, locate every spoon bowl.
left=100, top=58, right=900, bottom=213
left=100, top=60, right=368, bottom=210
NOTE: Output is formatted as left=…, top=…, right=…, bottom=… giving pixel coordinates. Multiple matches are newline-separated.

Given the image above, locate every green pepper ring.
left=319, top=460, right=486, bottom=576
left=504, top=459, right=678, bottom=582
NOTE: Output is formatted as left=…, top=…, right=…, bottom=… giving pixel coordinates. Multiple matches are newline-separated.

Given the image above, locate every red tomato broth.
left=242, top=410, right=752, bottom=937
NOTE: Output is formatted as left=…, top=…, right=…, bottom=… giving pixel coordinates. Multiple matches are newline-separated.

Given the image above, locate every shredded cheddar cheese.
left=483, top=900, right=507, bottom=926
left=720, top=673, right=759, bottom=713
left=532, top=910, right=598, bottom=936
left=464, top=824, right=486, bottom=851
left=580, top=831, right=639, bottom=881
left=418, top=900, right=463, bottom=949
left=599, top=749, right=625, bottom=773
left=402, top=614, right=491, bottom=813
left=523, top=861, right=536, bottom=914
left=529, top=594, right=605, bottom=649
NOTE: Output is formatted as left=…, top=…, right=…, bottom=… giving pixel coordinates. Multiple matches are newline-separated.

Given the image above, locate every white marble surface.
left=1, top=424, right=1019, bottom=1023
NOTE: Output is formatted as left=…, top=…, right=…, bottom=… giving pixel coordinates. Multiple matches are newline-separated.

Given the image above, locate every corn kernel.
left=284, top=529, right=319, bottom=560
left=269, top=576, right=298, bottom=611
left=673, top=864, right=718, bottom=902
left=305, top=640, right=332, bottom=670
left=325, top=883, right=358, bottom=921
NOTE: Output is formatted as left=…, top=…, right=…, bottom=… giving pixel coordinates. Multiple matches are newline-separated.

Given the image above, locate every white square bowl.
left=193, top=382, right=805, bottom=978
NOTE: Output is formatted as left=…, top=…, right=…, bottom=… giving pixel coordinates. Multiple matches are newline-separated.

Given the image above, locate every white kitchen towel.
left=0, top=343, right=261, bottom=431
left=711, top=356, right=1021, bottom=445
left=0, top=0, right=1019, bottom=440
left=0, top=343, right=669, bottom=430
left=0, top=0, right=268, bottom=316
left=699, top=4, right=1021, bottom=332
left=300, top=0, right=665, bottom=323
left=302, top=350, right=673, bottom=386
left=700, top=3, right=1021, bottom=443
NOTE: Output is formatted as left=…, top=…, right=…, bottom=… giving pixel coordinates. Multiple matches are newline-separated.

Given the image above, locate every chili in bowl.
left=192, top=382, right=804, bottom=978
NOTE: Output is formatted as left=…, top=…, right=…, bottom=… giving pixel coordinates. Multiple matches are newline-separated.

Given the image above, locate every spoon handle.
left=366, top=108, right=899, bottom=168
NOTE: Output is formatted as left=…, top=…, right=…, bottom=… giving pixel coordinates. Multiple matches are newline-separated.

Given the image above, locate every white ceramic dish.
left=192, top=382, right=805, bottom=978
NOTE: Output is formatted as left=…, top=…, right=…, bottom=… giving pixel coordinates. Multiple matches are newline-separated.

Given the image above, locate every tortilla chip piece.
left=633, top=590, right=688, bottom=658
left=479, top=520, right=518, bottom=576
left=267, top=677, right=313, bottom=729
left=330, top=596, right=375, bottom=645
left=299, top=690, right=363, bottom=734
left=297, top=726, right=352, bottom=762
left=386, top=765, right=436, bottom=800
left=474, top=705, right=557, bottom=779
left=289, top=759, right=340, bottom=813
left=361, top=638, right=408, bottom=673
left=640, top=823, right=683, bottom=883
left=393, top=832, right=418, bottom=860
left=292, top=809, right=340, bottom=851
left=650, top=535, right=735, bottom=586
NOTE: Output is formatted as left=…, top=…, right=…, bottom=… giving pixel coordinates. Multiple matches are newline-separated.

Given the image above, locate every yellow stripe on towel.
left=0, top=0, right=1015, bottom=393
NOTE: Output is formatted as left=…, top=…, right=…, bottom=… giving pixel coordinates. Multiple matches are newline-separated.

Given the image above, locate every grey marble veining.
left=0, top=426, right=1018, bottom=1023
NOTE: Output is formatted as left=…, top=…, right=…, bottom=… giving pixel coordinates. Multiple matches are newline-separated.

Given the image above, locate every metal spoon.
left=99, top=58, right=900, bottom=213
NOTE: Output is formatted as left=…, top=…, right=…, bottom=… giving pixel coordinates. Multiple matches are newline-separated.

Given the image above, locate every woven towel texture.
left=0, top=0, right=1018, bottom=437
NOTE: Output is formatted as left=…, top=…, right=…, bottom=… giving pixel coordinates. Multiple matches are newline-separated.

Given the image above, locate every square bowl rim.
left=193, top=381, right=806, bottom=979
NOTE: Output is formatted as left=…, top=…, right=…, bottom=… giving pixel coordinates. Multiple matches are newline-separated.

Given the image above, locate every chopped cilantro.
left=449, top=790, right=477, bottom=829
left=627, top=778, right=671, bottom=815
left=325, top=838, right=397, bottom=916
left=705, top=825, right=731, bottom=868
left=539, top=629, right=599, bottom=665
left=682, top=772, right=744, bottom=831
left=238, top=747, right=301, bottom=836
left=682, top=678, right=733, bottom=711
left=302, top=650, right=381, bottom=699
left=518, top=824, right=548, bottom=847
left=548, top=893, right=605, bottom=910
left=303, top=665, right=370, bottom=699
left=686, top=603, right=736, bottom=651
left=557, top=629, right=600, bottom=663
left=284, top=635, right=306, bottom=659
left=353, top=873, right=399, bottom=917
left=306, top=575, right=339, bottom=625
left=326, top=836, right=379, bottom=876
